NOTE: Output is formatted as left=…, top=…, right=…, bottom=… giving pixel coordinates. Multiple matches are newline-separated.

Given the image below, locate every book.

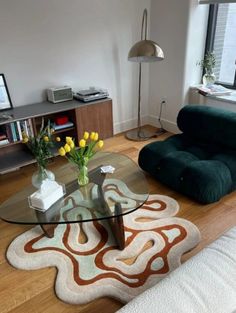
left=24, top=120, right=29, bottom=136
left=197, top=84, right=232, bottom=96
left=27, top=119, right=34, bottom=137
left=16, top=121, right=23, bottom=140
left=0, top=133, right=7, bottom=140
left=19, top=120, right=28, bottom=137
left=5, top=124, right=13, bottom=143
left=14, top=122, right=20, bottom=141
left=52, top=121, right=74, bottom=131
left=0, top=139, right=9, bottom=146
left=10, top=122, right=17, bottom=142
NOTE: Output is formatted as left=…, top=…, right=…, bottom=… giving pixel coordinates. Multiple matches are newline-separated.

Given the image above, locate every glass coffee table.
left=0, top=152, right=148, bottom=250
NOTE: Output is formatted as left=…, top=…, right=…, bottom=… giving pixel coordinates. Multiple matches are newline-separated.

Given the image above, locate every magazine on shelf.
left=0, top=139, right=9, bottom=146
left=52, top=121, right=74, bottom=131
left=197, top=84, right=232, bottom=96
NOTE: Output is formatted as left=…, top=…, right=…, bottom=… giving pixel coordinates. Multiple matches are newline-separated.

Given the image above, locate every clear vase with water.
left=32, top=164, right=55, bottom=189
left=203, top=69, right=216, bottom=87
left=77, top=164, right=89, bottom=186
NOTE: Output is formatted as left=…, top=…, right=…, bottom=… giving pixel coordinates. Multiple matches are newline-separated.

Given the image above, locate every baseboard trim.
left=113, top=115, right=149, bottom=134
left=148, top=115, right=180, bottom=134
left=114, top=115, right=180, bottom=135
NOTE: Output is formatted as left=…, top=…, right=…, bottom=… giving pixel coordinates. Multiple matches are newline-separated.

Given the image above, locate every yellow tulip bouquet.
left=22, top=119, right=55, bottom=187
left=58, top=131, right=104, bottom=186
left=22, top=119, right=54, bottom=168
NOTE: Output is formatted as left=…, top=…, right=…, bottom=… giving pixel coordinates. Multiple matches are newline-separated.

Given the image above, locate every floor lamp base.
left=125, top=127, right=166, bottom=141
left=155, top=127, right=166, bottom=136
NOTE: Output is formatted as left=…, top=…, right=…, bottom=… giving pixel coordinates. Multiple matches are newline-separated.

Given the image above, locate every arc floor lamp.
left=126, top=8, right=164, bottom=141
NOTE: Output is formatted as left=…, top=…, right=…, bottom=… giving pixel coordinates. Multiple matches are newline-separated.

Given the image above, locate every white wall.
left=149, top=0, right=209, bottom=133
left=0, top=0, right=150, bottom=134
left=183, top=1, right=209, bottom=103
left=149, top=0, right=190, bottom=133
left=0, top=0, right=216, bottom=135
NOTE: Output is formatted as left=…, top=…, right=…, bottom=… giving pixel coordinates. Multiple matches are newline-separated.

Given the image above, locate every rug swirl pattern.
left=7, top=179, right=200, bottom=304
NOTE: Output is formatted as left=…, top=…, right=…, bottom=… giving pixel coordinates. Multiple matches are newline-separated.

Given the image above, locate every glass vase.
left=203, top=70, right=216, bottom=87
left=78, top=165, right=89, bottom=186
left=32, top=165, right=55, bottom=189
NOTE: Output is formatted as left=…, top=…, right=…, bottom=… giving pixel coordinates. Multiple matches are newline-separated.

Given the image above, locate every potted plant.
left=199, top=51, right=216, bottom=86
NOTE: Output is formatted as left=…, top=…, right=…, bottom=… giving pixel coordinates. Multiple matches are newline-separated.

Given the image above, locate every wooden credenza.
left=0, top=98, right=113, bottom=174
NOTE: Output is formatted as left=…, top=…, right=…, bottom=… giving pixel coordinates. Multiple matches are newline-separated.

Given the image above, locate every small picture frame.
left=0, top=74, right=13, bottom=111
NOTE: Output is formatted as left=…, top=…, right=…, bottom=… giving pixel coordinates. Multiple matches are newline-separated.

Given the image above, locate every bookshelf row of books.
left=0, top=119, right=34, bottom=146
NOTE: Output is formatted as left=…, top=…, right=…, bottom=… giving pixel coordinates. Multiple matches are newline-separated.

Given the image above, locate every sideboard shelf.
left=0, top=148, right=35, bottom=173
left=0, top=98, right=113, bottom=174
left=0, top=140, right=22, bottom=149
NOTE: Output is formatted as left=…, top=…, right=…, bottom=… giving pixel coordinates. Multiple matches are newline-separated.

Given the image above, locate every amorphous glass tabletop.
left=0, top=152, right=149, bottom=225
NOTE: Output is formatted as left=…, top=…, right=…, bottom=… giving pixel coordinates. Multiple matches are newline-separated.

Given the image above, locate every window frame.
left=205, top=3, right=236, bottom=89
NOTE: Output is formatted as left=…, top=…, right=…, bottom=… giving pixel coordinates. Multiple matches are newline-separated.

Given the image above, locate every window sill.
left=206, top=90, right=236, bottom=104
left=189, top=86, right=236, bottom=105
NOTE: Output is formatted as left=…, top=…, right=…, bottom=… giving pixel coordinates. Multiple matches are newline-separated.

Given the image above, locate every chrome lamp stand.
left=125, top=8, right=164, bottom=141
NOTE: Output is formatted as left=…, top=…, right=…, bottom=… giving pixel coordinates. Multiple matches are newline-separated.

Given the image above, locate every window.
left=206, top=3, right=236, bottom=88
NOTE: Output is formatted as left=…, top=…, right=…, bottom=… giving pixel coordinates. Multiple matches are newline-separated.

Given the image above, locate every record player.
left=73, top=88, right=109, bottom=102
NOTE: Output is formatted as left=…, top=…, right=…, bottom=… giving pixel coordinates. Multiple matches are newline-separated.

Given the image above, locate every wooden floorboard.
left=1, top=126, right=236, bottom=312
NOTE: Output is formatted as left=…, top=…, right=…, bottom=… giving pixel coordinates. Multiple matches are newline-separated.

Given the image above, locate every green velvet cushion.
left=138, top=134, right=185, bottom=174
left=180, top=161, right=232, bottom=203
left=138, top=105, right=236, bottom=204
left=155, top=150, right=198, bottom=191
left=177, top=105, right=236, bottom=150
left=212, top=152, right=236, bottom=187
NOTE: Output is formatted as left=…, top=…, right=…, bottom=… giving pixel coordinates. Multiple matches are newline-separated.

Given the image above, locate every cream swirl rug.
left=6, top=180, right=200, bottom=304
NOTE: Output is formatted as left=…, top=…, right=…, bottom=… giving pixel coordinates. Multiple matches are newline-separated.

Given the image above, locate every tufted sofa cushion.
left=177, top=104, right=236, bottom=149
left=138, top=105, right=236, bottom=203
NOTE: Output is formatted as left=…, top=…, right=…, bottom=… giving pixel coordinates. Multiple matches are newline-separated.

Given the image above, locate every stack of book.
left=0, top=119, right=34, bottom=146
left=197, top=84, right=232, bottom=96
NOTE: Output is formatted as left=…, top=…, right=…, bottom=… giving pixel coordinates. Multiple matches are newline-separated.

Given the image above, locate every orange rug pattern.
left=7, top=181, right=200, bottom=304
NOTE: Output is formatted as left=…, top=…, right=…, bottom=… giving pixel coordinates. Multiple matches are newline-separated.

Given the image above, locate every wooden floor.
left=1, top=128, right=236, bottom=313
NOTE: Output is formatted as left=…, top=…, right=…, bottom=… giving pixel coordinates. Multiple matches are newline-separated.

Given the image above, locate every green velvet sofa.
left=138, top=105, right=236, bottom=204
